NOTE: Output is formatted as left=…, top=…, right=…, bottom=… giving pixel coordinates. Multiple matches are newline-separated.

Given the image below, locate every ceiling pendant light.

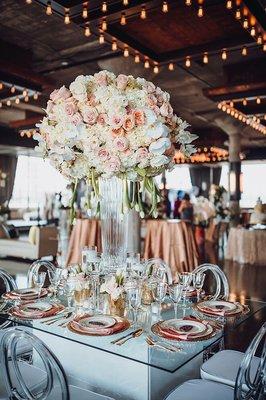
left=140, top=6, right=146, bottom=19
left=102, top=2, right=107, bottom=12
left=221, top=49, right=227, bottom=60
left=84, top=25, right=91, bottom=36
left=120, top=12, right=126, bottom=25
left=134, top=53, right=140, bottom=63
left=203, top=52, right=208, bottom=64
left=46, top=1, right=52, bottom=15
left=123, top=46, right=129, bottom=57
left=112, top=40, right=118, bottom=51
left=162, top=1, right=168, bottom=13
left=168, top=62, right=174, bottom=71
left=64, top=9, right=70, bottom=24
left=185, top=56, right=191, bottom=67
left=82, top=3, right=88, bottom=19
left=242, top=46, right=247, bottom=56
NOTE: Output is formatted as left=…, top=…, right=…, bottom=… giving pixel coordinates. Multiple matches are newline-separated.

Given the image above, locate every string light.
left=6, top=100, right=11, bottom=107
left=256, top=97, right=261, bottom=104
left=102, top=2, right=107, bottom=12
left=221, top=49, right=227, bottom=60
left=263, top=43, right=266, bottom=51
left=226, top=0, right=232, bottom=9
left=85, top=25, right=91, bottom=36
left=162, top=2, right=168, bottom=13
left=243, top=19, right=248, bottom=29
left=15, top=97, right=20, bottom=105
left=10, top=86, right=16, bottom=94
left=22, top=89, right=28, bottom=97
left=64, top=9, right=70, bottom=24
left=235, top=9, right=241, bottom=19
left=33, top=92, right=39, bottom=100
left=123, top=0, right=128, bottom=5
left=134, top=53, right=140, bottom=63
left=250, top=26, right=256, bottom=36
left=243, top=98, right=247, bottom=106
left=120, top=12, right=126, bottom=25
left=140, top=6, right=146, bottom=19
left=153, top=65, right=159, bottom=74
left=203, top=52, right=208, bottom=64
left=257, top=35, right=263, bottom=45
left=99, top=33, right=105, bottom=44
left=101, top=18, right=107, bottom=31
left=242, top=46, right=247, bottom=56
left=0, top=83, right=3, bottom=90
left=82, top=3, right=88, bottom=18
left=197, top=6, right=203, bottom=17
left=26, top=0, right=32, bottom=4
left=185, top=0, right=192, bottom=5
left=123, top=46, right=129, bottom=57
left=185, top=56, right=191, bottom=67
left=144, top=58, right=150, bottom=68
left=0, top=102, right=2, bottom=108
left=168, top=62, right=174, bottom=71
left=46, top=1, right=52, bottom=15
left=112, top=40, right=118, bottom=51
left=24, top=96, right=29, bottom=102
left=229, top=101, right=234, bottom=108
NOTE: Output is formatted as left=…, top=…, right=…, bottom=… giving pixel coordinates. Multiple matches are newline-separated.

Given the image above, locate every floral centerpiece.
left=100, top=271, right=125, bottom=316
left=35, top=70, right=197, bottom=268
left=193, top=196, right=216, bottom=227
left=209, top=184, right=229, bottom=222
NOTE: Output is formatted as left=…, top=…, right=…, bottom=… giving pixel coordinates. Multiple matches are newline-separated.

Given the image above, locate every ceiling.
left=0, top=0, right=265, bottom=159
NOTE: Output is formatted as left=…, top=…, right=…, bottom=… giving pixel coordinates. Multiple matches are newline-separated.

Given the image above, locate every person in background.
left=178, top=193, right=194, bottom=223
left=173, top=190, right=183, bottom=219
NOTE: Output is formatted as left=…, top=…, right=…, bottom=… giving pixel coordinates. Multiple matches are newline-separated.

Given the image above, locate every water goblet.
left=33, top=272, right=46, bottom=300
left=48, top=268, right=63, bottom=302
left=152, top=282, right=168, bottom=320
left=169, top=284, right=184, bottom=318
left=192, top=273, right=206, bottom=302
left=126, top=284, right=142, bottom=327
left=84, top=252, right=102, bottom=312
left=178, top=272, right=193, bottom=308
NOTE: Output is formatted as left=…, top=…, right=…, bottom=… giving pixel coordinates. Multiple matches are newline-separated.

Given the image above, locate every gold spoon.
left=116, top=328, right=143, bottom=345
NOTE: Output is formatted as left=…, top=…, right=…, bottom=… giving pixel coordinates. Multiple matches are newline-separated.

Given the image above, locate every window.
left=155, top=165, right=192, bottom=191
left=10, top=155, right=68, bottom=209
left=240, top=162, right=266, bottom=208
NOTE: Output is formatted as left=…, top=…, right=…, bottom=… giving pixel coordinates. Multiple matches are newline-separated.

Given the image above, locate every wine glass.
left=178, top=272, right=193, bottom=308
left=169, top=284, right=184, bottom=318
left=192, top=273, right=206, bottom=302
left=48, top=268, right=63, bottom=302
left=152, top=282, right=168, bottom=320
left=126, top=284, right=142, bottom=327
left=33, top=272, right=46, bottom=300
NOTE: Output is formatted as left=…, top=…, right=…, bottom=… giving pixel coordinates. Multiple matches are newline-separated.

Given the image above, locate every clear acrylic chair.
left=144, top=258, right=173, bottom=285
left=27, top=260, right=56, bottom=288
left=193, top=263, right=229, bottom=300
left=0, top=269, right=17, bottom=293
left=0, top=328, right=116, bottom=400
left=164, top=323, right=266, bottom=400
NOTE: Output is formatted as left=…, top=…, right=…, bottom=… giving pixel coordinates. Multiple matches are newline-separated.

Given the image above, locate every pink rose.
left=50, top=86, right=71, bottom=102
left=145, top=82, right=156, bottom=93
left=83, top=106, right=98, bottom=124
left=107, top=156, right=121, bottom=172
left=147, top=94, right=157, bottom=107
left=112, top=128, right=125, bottom=137
left=160, top=102, right=173, bottom=118
left=123, top=115, right=135, bottom=131
left=70, top=112, right=82, bottom=126
left=87, top=94, right=96, bottom=107
left=95, top=71, right=107, bottom=86
left=116, top=74, right=128, bottom=90
left=135, top=147, right=149, bottom=161
left=98, top=148, right=109, bottom=161
left=123, top=149, right=131, bottom=156
left=109, top=114, right=124, bottom=129
left=46, top=100, right=54, bottom=114
left=65, top=99, right=77, bottom=117
left=97, top=113, right=107, bottom=125
left=114, top=137, right=128, bottom=151
left=152, top=105, right=160, bottom=116
left=134, top=110, right=145, bottom=126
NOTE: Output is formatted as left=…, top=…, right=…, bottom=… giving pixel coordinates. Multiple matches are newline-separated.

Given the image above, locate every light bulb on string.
left=197, top=6, right=203, bottom=17
left=257, top=35, right=262, bottom=45
left=185, top=0, right=192, bottom=5
left=33, top=92, right=39, bottom=100
left=82, top=3, right=88, bottom=18
left=6, top=100, right=11, bottom=107
left=102, top=2, right=107, bottom=12
left=229, top=101, right=234, bottom=108
left=10, top=86, right=16, bottom=94
left=101, top=18, right=107, bottom=31
left=243, top=18, right=248, bottom=29
left=26, top=0, right=32, bottom=4
left=135, top=53, right=140, bottom=63
left=203, top=52, right=208, bottom=64
left=120, top=12, right=126, bottom=25
left=23, top=89, right=28, bottom=97
left=250, top=26, right=256, bottom=36
left=153, top=65, right=159, bottom=74
left=24, top=95, right=29, bottom=102
left=235, top=9, right=241, bottom=19
left=256, top=97, right=261, bottom=104
left=221, top=49, right=227, bottom=60
left=64, top=9, right=70, bottom=24
left=168, top=62, right=174, bottom=71
left=85, top=25, right=91, bottom=36
left=123, top=0, right=128, bottom=5
left=46, top=1, right=52, bottom=15
left=99, top=33, right=105, bottom=44
left=242, top=46, right=247, bottom=56
left=243, top=98, right=247, bottom=106
left=185, top=56, right=191, bottom=67
left=15, top=97, right=20, bottom=105
left=0, top=102, right=2, bottom=108
left=123, top=46, right=129, bottom=57
left=162, top=1, right=168, bottom=13
left=112, top=40, right=118, bottom=51
left=0, top=83, right=3, bottom=90
left=263, top=43, right=266, bottom=51
left=226, top=0, right=232, bottom=9
left=144, top=58, right=150, bottom=68
left=140, top=6, right=146, bottom=19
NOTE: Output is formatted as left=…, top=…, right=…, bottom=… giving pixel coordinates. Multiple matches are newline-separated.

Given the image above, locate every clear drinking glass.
left=169, top=284, right=184, bottom=318
left=84, top=252, right=102, bottom=312
left=152, top=282, right=168, bottom=320
left=192, top=273, right=206, bottom=302
left=33, top=272, right=46, bottom=300
left=126, top=284, right=142, bottom=327
left=48, top=268, right=63, bottom=302
left=179, top=272, right=193, bottom=308
left=82, top=246, right=98, bottom=272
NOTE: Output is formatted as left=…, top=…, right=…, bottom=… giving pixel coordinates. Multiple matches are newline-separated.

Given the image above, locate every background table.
left=143, top=220, right=198, bottom=277
left=225, top=227, right=266, bottom=265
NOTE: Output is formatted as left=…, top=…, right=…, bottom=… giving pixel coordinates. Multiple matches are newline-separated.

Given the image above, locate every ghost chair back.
left=193, top=263, right=229, bottom=300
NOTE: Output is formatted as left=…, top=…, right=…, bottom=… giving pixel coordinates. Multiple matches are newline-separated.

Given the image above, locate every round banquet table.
left=143, top=219, right=199, bottom=278
left=225, top=227, right=266, bottom=265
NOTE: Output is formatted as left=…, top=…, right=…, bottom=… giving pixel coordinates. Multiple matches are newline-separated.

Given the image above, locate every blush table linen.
left=143, top=220, right=198, bottom=277
left=225, top=227, right=266, bottom=265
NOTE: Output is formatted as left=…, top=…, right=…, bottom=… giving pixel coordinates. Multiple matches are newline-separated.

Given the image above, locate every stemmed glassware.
left=48, top=268, right=63, bottom=302
left=152, top=282, right=168, bottom=320
left=126, top=283, right=142, bottom=327
left=169, top=284, right=184, bottom=318
left=83, top=252, right=102, bottom=312
left=178, top=272, right=193, bottom=308
left=192, top=273, right=206, bottom=302
left=32, top=272, right=46, bottom=300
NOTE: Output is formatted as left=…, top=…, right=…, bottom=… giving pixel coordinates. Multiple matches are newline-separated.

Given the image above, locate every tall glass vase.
left=99, top=177, right=128, bottom=272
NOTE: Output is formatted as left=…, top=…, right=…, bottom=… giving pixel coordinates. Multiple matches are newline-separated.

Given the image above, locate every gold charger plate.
left=67, top=315, right=130, bottom=336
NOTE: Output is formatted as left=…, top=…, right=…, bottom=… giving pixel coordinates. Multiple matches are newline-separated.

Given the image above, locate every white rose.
left=146, top=122, right=169, bottom=139
left=149, top=137, right=171, bottom=154
left=150, top=155, right=169, bottom=168
left=144, top=108, right=157, bottom=126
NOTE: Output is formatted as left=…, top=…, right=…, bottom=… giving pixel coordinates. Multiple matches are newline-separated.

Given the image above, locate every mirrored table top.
left=0, top=298, right=265, bottom=373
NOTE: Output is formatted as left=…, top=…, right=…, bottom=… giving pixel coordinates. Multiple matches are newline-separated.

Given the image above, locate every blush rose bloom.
left=109, top=114, right=124, bottom=129
left=116, top=74, right=128, bottom=90
left=160, top=102, right=173, bottom=118
left=135, top=147, right=149, bottom=162
left=95, top=71, right=107, bottom=86
left=123, top=115, right=135, bottom=131
left=46, top=100, right=54, bottom=114
left=87, top=95, right=96, bottom=107
left=112, top=128, right=125, bottom=137
left=83, top=106, right=98, bottom=124
left=147, top=94, right=157, bottom=107
left=65, top=99, right=78, bottom=117
left=97, top=113, right=107, bottom=125
left=114, top=137, right=128, bottom=151
left=98, top=148, right=109, bottom=161
left=134, top=110, right=145, bottom=126
left=107, top=156, right=121, bottom=172
left=70, top=113, right=83, bottom=126
left=50, top=86, right=71, bottom=102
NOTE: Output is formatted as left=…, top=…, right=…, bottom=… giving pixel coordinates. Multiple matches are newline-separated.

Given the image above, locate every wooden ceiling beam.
left=203, top=82, right=266, bottom=102
left=9, top=116, right=42, bottom=129
left=234, top=102, right=266, bottom=116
